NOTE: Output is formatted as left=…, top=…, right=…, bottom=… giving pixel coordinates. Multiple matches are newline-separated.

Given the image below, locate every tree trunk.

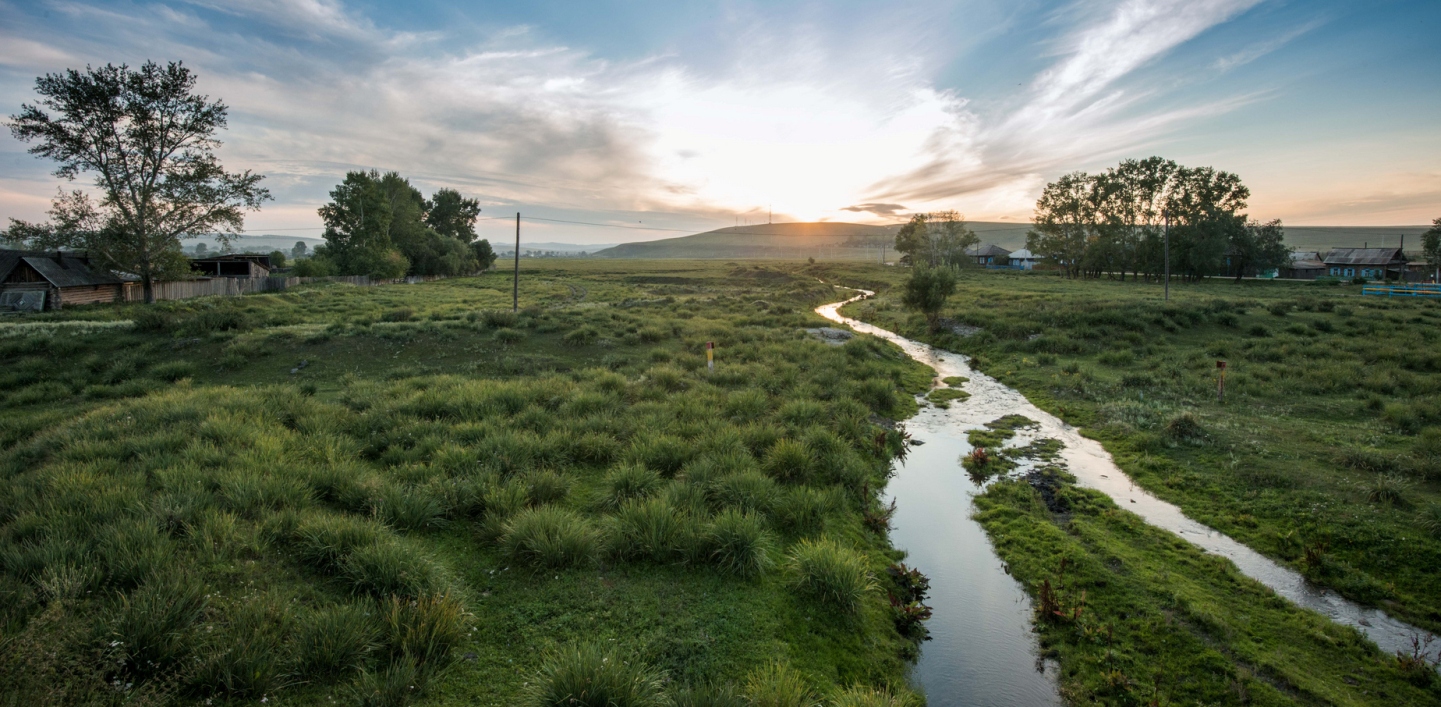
left=142, top=274, right=154, bottom=304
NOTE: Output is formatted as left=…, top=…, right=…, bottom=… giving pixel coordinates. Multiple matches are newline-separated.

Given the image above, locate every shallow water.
left=815, top=288, right=1439, bottom=700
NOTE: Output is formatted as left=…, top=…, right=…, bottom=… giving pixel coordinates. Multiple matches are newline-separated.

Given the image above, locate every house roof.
left=1009, top=249, right=1036, bottom=259
left=1288, top=260, right=1326, bottom=270
left=1291, top=251, right=1320, bottom=262
left=1, top=250, right=126, bottom=288
left=968, top=244, right=1012, bottom=257
left=1323, top=247, right=1406, bottom=266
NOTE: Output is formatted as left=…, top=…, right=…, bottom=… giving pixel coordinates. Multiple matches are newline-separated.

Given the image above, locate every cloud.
left=1213, top=18, right=1325, bottom=72
left=842, top=203, right=909, bottom=217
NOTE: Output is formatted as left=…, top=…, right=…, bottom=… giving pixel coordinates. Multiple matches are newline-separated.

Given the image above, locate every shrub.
left=343, top=541, right=448, bottom=598
left=112, top=572, right=209, bottom=677
left=707, top=510, right=772, bottom=578
left=528, top=643, right=668, bottom=707
left=293, top=603, right=379, bottom=677
left=602, top=463, right=663, bottom=508
left=788, top=538, right=875, bottom=615
left=745, top=662, right=817, bottom=707
left=501, top=506, right=599, bottom=569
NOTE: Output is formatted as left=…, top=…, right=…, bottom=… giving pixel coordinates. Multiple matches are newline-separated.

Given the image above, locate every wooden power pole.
left=512, top=213, right=520, bottom=312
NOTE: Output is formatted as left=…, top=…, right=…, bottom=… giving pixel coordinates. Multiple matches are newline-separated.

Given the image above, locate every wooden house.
left=967, top=244, right=1012, bottom=266
left=1282, top=251, right=1326, bottom=280
left=1323, top=247, right=1407, bottom=280
left=0, top=250, right=127, bottom=310
left=1007, top=248, right=1040, bottom=270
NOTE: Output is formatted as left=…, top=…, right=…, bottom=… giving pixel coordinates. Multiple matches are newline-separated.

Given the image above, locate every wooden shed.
left=190, top=253, right=272, bottom=278
left=0, top=250, right=126, bottom=310
left=1283, top=252, right=1326, bottom=280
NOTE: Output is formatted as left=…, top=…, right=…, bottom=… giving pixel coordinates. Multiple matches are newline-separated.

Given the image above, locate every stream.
left=815, top=288, right=1439, bottom=705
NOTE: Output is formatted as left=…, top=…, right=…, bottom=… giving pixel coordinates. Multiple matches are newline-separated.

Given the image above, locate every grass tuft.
left=787, top=538, right=876, bottom=615
left=501, top=506, right=600, bottom=569
left=528, top=643, right=668, bottom=707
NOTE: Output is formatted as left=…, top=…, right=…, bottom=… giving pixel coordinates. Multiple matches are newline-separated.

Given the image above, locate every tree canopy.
left=313, top=171, right=489, bottom=278
left=1423, top=217, right=1441, bottom=281
left=901, top=266, right=957, bottom=331
left=893, top=211, right=979, bottom=268
left=5, top=61, right=271, bottom=301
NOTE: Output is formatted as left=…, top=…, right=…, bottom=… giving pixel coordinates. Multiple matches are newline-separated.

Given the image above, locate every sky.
left=1, top=0, right=1438, bottom=245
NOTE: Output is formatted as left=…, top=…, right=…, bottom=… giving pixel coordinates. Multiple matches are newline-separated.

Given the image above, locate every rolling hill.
left=591, top=221, right=1432, bottom=260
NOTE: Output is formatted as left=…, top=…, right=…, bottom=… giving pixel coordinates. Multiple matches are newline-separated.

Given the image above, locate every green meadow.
left=829, top=263, right=1441, bottom=704
left=0, top=261, right=933, bottom=706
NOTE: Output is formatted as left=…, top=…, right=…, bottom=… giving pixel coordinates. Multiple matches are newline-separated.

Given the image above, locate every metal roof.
left=19, top=253, right=125, bottom=288
left=1288, top=260, right=1326, bottom=270
left=1009, top=249, right=1036, bottom=259
left=967, top=244, right=1012, bottom=257
left=1323, top=248, right=1406, bottom=266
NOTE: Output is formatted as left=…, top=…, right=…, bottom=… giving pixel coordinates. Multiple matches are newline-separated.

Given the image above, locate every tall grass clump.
left=501, top=506, right=599, bottom=569
left=745, top=662, right=818, bottom=707
left=342, top=540, right=448, bottom=598
left=528, top=643, right=668, bottom=707
left=111, top=572, right=209, bottom=677
left=627, top=434, right=693, bottom=476
left=711, top=470, right=780, bottom=515
left=381, top=593, right=468, bottom=671
left=293, top=603, right=379, bottom=677
left=199, top=592, right=293, bottom=698
left=672, top=683, right=747, bottom=707
left=830, top=687, right=922, bottom=707
left=788, top=538, right=876, bottom=615
left=764, top=438, right=813, bottom=484
left=292, top=512, right=385, bottom=571
left=602, top=463, right=663, bottom=508
left=772, top=487, right=835, bottom=537
left=706, top=509, right=773, bottom=578
left=608, top=497, right=696, bottom=563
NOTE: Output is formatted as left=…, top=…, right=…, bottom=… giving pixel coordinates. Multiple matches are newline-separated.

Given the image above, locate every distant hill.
left=592, top=221, right=1033, bottom=260
left=592, top=221, right=1431, bottom=260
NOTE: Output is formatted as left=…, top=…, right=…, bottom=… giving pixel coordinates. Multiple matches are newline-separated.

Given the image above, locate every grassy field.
left=0, top=261, right=935, bottom=706
left=826, top=263, right=1441, bottom=704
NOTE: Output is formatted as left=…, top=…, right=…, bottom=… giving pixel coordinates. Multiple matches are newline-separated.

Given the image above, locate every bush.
left=501, top=506, right=599, bottom=568
left=788, top=538, right=875, bottom=615
left=293, top=603, right=379, bottom=677
left=528, top=644, right=668, bottom=707
left=707, top=510, right=772, bottom=578
left=1163, top=411, right=1205, bottom=443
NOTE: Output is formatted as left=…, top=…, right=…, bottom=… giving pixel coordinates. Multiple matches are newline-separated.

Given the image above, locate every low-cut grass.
left=824, top=262, right=1441, bottom=704
left=0, top=261, right=932, bottom=705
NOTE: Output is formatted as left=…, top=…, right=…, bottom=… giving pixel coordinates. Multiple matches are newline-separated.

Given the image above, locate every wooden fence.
left=122, top=273, right=455, bottom=303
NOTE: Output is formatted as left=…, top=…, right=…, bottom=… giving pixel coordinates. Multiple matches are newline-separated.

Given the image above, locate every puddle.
left=815, top=288, right=1439, bottom=699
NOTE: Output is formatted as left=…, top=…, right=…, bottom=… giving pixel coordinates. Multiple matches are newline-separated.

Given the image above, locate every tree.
left=317, top=171, right=480, bottom=277
left=316, top=170, right=407, bottom=278
left=268, top=250, right=286, bottom=268
left=426, top=188, right=481, bottom=242
left=195, top=242, right=208, bottom=255
left=1423, top=217, right=1441, bottom=283
left=893, top=214, right=930, bottom=267
left=6, top=62, right=270, bottom=303
left=1027, top=172, right=1096, bottom=278
left=894, top=211, right=978, bottom=267
left=1228, top=219, right=1290, bottom=281
left=473, top=239, right=498, bottom=271
left=292, top=241, right=308, bottom=260
left=901, top=266, right=957, bottom=332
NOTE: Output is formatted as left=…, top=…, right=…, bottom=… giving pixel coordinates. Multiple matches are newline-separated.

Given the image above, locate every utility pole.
left=1163, top=209, right=1171, bottom=302
left=512, top=212, right=520, bottom=312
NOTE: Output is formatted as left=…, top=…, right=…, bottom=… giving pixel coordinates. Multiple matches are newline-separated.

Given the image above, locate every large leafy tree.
left=426, top=188, right=481, bottom=242
left=6, top=61, right=270, bottom=302
left=1228, top=219, right=1291, bottom=281
left=1423, top=217, right=1441, bottom=283
left=316, top=170, right=406, bottom=278
left=1026, top=172, right=1097, bottom=278
left=316, top=171, right=484, bottom=277
left=893, top=211, right=978, bottom=267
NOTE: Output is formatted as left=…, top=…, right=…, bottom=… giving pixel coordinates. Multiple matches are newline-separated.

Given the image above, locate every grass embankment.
left=825, top=264, right=1441, bottom=704
left=0, top=261, right=933, bottom=706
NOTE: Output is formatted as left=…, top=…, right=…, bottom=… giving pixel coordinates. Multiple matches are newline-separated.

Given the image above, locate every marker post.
left=1216, top=360, right=1227, bottom=403
left=706, top=341, right=715, bottom=372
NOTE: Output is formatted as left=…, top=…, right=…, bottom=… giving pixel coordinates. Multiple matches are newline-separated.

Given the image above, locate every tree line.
left=1026, top=157, right=1289, bottom=281
left=4, top=61, right=496, bottom=302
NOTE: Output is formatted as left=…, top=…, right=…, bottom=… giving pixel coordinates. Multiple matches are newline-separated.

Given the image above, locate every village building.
left=967, top=244, right=1012, bottom=266
left=190, top=253, right=273, bottom=278
left=0, top=250, right=128, bottom=311
left=1282, top=251, right=1327, bottom=280
left=1322, top=247, right=1407, bottom=280
left=1007, top=248, right=1040, bottom=270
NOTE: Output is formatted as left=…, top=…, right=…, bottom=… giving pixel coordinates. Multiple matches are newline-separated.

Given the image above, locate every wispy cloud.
left=1213, top=18, right=1325, bottom=72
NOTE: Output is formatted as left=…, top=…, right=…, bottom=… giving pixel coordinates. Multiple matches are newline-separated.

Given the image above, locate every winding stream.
left=814, top=288, right=1438, bottom=703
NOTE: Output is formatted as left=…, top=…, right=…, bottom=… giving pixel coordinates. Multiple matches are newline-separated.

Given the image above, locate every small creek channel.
left=814, top=287, right=1439, bottom=705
